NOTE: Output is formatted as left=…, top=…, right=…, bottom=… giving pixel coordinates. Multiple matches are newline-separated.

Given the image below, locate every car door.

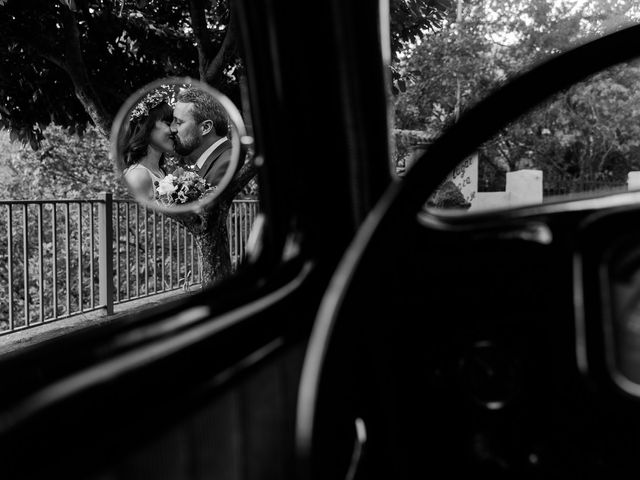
left=297, top=18, right=640, bottom=480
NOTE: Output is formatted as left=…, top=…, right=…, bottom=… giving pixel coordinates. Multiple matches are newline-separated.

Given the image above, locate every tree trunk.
left=61, top=7, right=113, bottom=136
left=188, top=0, right=214, bottom=81
left=168, top=200, right=232, bottom=288
left=193, top=203, right=232, bottom=287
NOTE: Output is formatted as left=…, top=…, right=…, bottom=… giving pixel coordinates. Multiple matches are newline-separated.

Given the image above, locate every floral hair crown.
left=130, top=90, right=170, bottom=122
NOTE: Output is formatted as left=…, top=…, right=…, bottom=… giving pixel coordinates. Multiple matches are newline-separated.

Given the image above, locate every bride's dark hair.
left=119, top=101, right=173, bottom=173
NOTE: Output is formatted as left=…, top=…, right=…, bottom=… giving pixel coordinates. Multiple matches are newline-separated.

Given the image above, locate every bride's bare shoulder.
left=123, top=164, right=151, bottom=188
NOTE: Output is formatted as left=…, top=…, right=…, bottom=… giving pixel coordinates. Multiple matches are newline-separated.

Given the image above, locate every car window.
left=0, top=1, right=259, bottom=341
left=391, top=0, right=640, bottom=212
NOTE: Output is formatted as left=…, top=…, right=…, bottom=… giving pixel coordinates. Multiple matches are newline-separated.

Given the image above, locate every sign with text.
left=447, top=153, right=478, bottom=204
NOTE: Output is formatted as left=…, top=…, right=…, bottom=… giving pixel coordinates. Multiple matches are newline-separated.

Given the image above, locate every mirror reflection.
left=110, top=78, right=255, bottom=291
left=115, top=80, right=241, bottom=211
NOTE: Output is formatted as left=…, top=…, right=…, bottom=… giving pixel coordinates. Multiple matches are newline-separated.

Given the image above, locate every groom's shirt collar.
left=195, top=137, right=227, bottom=169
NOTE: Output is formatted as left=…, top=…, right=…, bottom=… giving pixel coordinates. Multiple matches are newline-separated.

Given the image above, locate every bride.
left=121, top=98, right=175, bottom=200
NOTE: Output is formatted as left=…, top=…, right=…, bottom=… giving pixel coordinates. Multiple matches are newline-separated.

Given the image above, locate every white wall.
left=470, top=170, right=543, bottom=211
left=628, top=172, right=640, bottom=190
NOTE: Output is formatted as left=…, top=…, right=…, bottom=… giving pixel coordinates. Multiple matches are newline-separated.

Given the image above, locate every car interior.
left=297, top=20, right=640, bottom=480
left=3, top=1, right=640, bottom=479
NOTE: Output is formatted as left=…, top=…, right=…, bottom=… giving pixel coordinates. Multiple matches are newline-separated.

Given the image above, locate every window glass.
left=0, top=1, right=257, bottom=341
left=391, top=0, right=640, bottom=211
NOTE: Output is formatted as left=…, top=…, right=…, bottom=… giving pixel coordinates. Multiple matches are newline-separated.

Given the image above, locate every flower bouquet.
left=154, top=167, right=215, bottom=207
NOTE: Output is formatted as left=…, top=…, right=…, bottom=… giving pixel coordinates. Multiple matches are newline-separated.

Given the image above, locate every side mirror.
left=110, top=77, right=252, bottom=213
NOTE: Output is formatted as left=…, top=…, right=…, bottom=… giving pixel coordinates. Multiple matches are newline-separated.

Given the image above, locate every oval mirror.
left=110, top=77, right=250, bottom=213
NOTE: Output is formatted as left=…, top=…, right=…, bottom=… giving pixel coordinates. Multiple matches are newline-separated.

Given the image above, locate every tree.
left=0, top=126, right=125, bottom=200
left=394, top=0, right=640, bottom=194
left=389, top=0, right=453, bottom=93
left=0, top=0, right=241, bottom=141
left=1, top=0, right=450, bottom=286
left=0, top=0, right=249, bottom=286
left=1, top=0, right=451, bottom=144
left=486, top=63, right=640, bottom=192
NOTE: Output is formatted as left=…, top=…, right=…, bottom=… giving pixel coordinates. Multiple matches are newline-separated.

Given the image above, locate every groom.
left=170, top=87, right=232, bottom=188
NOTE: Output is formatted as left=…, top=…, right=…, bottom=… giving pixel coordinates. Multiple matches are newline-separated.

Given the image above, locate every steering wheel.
left=296, top=23, right=640, bottom=480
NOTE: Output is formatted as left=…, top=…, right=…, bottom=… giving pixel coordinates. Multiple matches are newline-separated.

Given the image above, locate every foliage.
left=393, top=0, right=640, bottom=191
left=486, top=62, right=640, bottom=190
left=393, top=128, right=432, bottom=176
left=427, top=180, right=470, bottom=209
left=390, top=0, right=453, bottom=55
left=390, top=0, right=453, bottom=93
left=0, top=0, right=453, bottom=288
left=0, top=0, right=232, bottom=145
left=0, top=125, right=125, bottom=200
left=0, top=0, right=451, bottom=145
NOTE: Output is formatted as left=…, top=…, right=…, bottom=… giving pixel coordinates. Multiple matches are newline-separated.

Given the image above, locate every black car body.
left=2, top=1, right=640, bottom=479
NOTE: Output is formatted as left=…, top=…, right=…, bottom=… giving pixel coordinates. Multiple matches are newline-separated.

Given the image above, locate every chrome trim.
left=345, top=418, right=367, bottom=480
left=419, top=190, right=640, bottom=232
left=600, top=243, right=640, bottom=397
left=109, top=77, right=250, bottom=215
left=572, top=252, right=589, bottom=377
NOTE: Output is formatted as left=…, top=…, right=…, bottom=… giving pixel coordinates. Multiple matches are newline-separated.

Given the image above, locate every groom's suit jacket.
left=197, top=139, right=232, bottom=188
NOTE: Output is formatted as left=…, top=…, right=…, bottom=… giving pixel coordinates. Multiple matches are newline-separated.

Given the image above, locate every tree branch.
left=598, top=142, right=615, bottom=171
left=221, top=155, right=257, bottom=202
left=188, top=0, right=214, bottom=80
left=204, top=10, right=237, bottom=86
left=39, top=51, right=67, bottom=71
left=6, top=31, right=66, bottom=71
left=60, top=8, right=113, bottom=137
left=185, top=0, right=238, bottom=86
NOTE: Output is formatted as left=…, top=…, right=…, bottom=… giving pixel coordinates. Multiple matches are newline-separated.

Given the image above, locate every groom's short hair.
left=177, top=88, right=229, bottom=137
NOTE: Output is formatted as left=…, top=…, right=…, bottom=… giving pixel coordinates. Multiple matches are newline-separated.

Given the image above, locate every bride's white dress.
left=123, top=163, right=165, bottom=199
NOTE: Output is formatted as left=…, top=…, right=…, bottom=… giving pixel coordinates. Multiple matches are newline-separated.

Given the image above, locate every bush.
left=0, top=125, right=126, bottom=200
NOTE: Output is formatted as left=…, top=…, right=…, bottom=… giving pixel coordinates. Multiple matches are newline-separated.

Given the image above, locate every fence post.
left=98, top=192, right=114, bottom=315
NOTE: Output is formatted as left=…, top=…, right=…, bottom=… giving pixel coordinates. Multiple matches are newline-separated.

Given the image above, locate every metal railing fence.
left=111, top=198, right=203, bottom=306
left=229, top=200, right=259, bottom=267
left=0, top=195, right=258, bottom=335
left=543, top=172, right=628, bottom=198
